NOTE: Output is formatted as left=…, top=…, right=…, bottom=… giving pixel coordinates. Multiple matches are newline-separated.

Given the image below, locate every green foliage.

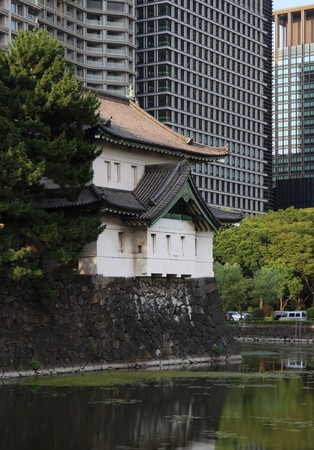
left=212, top=344, right=223, bottom=357
left=0, top=30, right=104, bottom=281
left=264, top=261, right=303, bottom=310
left=307, top=307, right=314, bottom=320
left=252, top=267, right=285, bottom=308
left=214, top=207, right=314, bottom=307
left=30, top=360, right=41, bottom=371
left=214, top=262, right=250, bottom=311
left=252, top=308, right=265, bottom=320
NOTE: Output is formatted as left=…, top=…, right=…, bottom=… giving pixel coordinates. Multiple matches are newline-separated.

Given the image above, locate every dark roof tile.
left=208, top=205, right=244, bottom=223
left=34, top=185, right=101, bottom=210
left=134, top=160, right=191, bottom=221
left=96, top=187, right=146, bottom=214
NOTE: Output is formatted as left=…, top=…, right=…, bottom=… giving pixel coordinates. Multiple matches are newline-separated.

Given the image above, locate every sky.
left=274, top=0, right=314, bottom=10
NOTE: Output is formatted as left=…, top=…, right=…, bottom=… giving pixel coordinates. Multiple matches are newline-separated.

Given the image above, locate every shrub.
left=264, top=316, right=273, bottom=322
left=30, top=360, right=41, bottom=372
left=307, top=307, right=314, bottom=320
left=252, top=308, right=265, bottom=320
left=212, top=344, right=223, bottom=357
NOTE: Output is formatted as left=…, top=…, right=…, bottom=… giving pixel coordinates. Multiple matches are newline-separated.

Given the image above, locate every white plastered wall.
left=142, top=218, right=197, bottom=277
left=93, top=143, right=179, bottom=191
left=195, top=230, right=214, bottom=278
left=79, top=216, right=214, bottom=278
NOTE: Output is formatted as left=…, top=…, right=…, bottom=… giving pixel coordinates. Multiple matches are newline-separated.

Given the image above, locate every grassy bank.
left=10, top=368, right=303, bottom=387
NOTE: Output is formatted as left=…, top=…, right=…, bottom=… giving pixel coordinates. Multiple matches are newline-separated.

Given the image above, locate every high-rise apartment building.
left=273, top=5, right=314, bottom=209
left=0, top=0, right=136, bottom=96
left=136, top=0, right=273, bottom=215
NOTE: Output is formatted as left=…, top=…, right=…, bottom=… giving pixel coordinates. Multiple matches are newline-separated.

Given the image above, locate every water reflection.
left=0, top=343, right=314, bottom=450
left=238, top=342, right=314, bottom=373
left=0, top=380, right=228, bottom=450
left=218, top=374, right=314, bottom=450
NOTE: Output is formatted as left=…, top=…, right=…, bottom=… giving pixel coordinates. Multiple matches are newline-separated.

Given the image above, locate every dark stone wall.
left=0, top=275, right=237, bottom=371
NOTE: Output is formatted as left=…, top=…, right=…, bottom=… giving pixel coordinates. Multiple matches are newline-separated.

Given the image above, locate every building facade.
left=0, top=0, right=136, bottom=96
left=0, top=0, right=273, bottom=214
left=135, top=0, right=273, bottom=215
left=273, top=5, right=314, bottom=209
left=39, top=92, right=228, bottom=278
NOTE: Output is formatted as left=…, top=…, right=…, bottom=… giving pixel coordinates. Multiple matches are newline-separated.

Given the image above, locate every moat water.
left=1, top=342, right=314, bottom=450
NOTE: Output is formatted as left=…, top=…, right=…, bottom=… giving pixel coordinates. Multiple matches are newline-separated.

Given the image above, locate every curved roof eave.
left=100, top=207, right=140, bottom=217
left=97, top=129, right=228, bottom=162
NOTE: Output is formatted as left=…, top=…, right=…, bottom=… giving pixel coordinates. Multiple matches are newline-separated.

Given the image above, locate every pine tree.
left=0, top=29, right=104, bottom=281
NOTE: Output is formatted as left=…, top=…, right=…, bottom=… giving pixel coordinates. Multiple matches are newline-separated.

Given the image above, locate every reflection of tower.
left=273, top=6, right=314, bottom=209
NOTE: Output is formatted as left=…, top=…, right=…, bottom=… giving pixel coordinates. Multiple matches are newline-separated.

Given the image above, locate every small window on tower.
left=114, top=162, right=121, bottom=182
left=151, top=233, right=156, bottom=254
left=132, top=165, right=138, bottom=186
left=118, top=232, right=125, bottom=253
left=104, top=161, right=111, bottom=181
left=181, top=236, right=185, bottom=255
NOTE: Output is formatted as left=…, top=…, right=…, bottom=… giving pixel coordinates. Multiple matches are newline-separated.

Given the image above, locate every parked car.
left=225, top=311, right=253, bottom=321
left=242, top=312, right=254, bottom=321
left=225, top=311, right=239, bottom=321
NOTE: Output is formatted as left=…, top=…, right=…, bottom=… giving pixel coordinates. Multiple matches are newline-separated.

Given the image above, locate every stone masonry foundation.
left=0, top=275, right=238, bottom=373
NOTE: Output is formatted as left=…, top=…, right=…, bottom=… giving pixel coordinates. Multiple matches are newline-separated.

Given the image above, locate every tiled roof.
left=34, top=185, right=102, bottom=210
left=96, top=92, right=228, bottom=161
left=96, top=187, right=146, bottom=214
left=36, top=161, right=222, bottom=231
left=132, top=160, right=221, bottom=231
left=208, top=205, right=244, bottom=224
left=133, top=160, right=191, bottom=222
left=35, top=185, right=145, bottom=216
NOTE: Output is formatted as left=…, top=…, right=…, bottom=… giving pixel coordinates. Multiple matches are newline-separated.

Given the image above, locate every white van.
left=279, top=311, right=307, bottom=321
left=274, top=311, right=285, bottom=320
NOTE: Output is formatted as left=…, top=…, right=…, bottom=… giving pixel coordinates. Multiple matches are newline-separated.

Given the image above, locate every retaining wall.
left=232, top=323, right=314, bottom=342
left=0, top=275, right=238, bottom=373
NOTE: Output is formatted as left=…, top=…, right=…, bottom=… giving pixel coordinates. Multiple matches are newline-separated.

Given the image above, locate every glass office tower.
left=135, top=0, right=273, bottom=215
left=0, top=0, right=136, bottom=96
left=273, top=5, right=314, bottom=209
